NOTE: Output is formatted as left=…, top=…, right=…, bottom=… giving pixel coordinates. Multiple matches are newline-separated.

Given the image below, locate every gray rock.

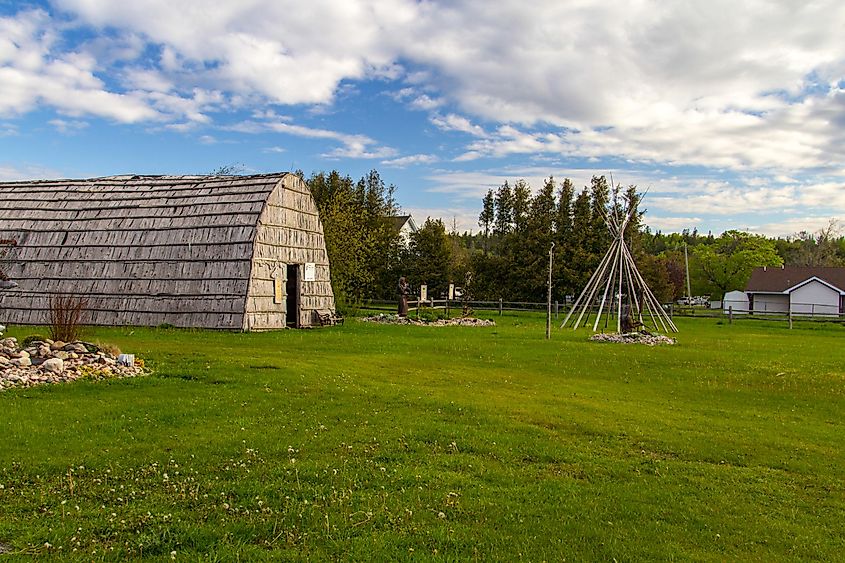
left=11, top=357, right=31, bottom=367
left=64, top=343, right=88, bottom=354
left=41, top=358, right=64, bottom=373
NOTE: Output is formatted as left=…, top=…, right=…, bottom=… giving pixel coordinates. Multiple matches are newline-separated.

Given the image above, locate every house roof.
left=746, top=266, right=845, bottom=293
left=387, top=215, right=417, bottom=233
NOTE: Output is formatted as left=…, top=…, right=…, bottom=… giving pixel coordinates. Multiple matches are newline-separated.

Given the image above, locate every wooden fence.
left=360, top=298, right=845, bottom=328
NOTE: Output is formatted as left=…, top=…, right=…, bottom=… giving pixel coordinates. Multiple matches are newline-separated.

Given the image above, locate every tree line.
left=304, top=169, right=845, bottom=311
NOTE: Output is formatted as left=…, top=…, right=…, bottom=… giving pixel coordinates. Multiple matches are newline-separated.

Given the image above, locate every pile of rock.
left=0, top=337, right=145, bottom=390
left=589, top=332, right=676, bottom=346
left=361, top=314, right=496, bottom=327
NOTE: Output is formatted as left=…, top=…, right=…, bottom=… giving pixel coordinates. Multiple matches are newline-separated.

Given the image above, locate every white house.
left=745, top=266, right=845, bottom=316
left=388, top=215, right=418, bottom=247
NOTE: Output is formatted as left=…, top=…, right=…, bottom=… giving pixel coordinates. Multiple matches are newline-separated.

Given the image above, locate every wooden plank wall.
left=244, top=174, right=336, bottom=330
left=0, top=175, right=286, bottom=329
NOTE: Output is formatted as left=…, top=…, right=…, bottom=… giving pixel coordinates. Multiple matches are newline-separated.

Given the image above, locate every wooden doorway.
left=286, top=264, right=300, bottom=328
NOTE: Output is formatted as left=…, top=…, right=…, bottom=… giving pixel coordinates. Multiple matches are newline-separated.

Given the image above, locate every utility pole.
left=684, top=242, right=692, bottom=303
left=547, top=242, right=555, bottom=340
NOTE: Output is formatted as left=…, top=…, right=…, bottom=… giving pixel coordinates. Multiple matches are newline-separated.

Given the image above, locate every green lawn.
left=0, top=315, right=843, bottom=561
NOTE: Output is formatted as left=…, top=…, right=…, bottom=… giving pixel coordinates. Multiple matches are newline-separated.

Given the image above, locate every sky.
left=1, top=0, right=844, bottom=237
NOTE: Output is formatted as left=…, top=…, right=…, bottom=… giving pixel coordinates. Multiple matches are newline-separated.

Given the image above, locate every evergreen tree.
left=571, top=187, right=593, bottom=292
left=589, top=175, right=611, bottom=259
left=408, top=218, right=453, bottom=298
left=307, top=169, right=403, bottom=308
left=478, top=189, right=495, bottom=254
left=553, top=178, right=575, bottom=298
left=511, top=179, right=531, bottom=233
left=493, top=181, right=513, bottom=236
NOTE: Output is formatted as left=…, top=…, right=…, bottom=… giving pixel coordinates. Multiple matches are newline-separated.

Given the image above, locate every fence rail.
left=359, top=298, right=845, bottom=327
left=361, top=298, right=561, bottom=316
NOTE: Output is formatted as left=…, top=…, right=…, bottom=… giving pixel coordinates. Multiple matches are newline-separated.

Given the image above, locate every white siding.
left=722, top=290, right=749, bottom=314
left=790, top=280, right=840, bottom=316
left=752, top=294, right=789, bottom=314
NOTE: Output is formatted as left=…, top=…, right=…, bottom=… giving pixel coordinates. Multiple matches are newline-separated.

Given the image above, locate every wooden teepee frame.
left=560, top=196, right=678, bottom=334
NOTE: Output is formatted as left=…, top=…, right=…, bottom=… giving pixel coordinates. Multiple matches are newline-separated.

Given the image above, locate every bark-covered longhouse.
left=0, top=173, right=335, bottom=330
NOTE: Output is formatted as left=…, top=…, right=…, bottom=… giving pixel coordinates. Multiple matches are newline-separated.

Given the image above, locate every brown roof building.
left=745, top=266, right=845, bottom=316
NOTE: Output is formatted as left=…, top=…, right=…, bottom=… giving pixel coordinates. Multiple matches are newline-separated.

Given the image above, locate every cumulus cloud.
left=0, top=0, right=843, bottom=181
left=381, top=154, right=438, bottom=167
left=0, top=10, right=158, bottom=122
left=227, top=119, right=396, bottom=159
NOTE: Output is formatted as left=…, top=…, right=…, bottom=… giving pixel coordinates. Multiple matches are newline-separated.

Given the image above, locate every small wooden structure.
left=0, top=173, right=335, bottom=329
left=561, top=195, right=677, bottom=334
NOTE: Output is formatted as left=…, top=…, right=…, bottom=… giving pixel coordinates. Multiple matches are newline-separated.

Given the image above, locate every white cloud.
left=227, top=119, right=396, bottom=159
left=410, top=95, right=443, bottom=111
left=381, top=154, right=438, bottom=167
left=0, top=10, right=158, bottom=122
left=404, top=206, right=480, bottom=233
left=0, top=1, right=843, bottom=180
left=0, top=163, right=64, bottom=181
left=49, top=118, right=88, bottom=133
left=430, top=113, right=487, bottom=137
left=646, top=216, right=703, bottom=232
left=750, top=216, right=845, bottom=238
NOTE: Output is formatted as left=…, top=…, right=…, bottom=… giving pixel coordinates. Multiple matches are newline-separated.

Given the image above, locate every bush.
left=49, top=294, right=88, bottom=342
left=20, top=334, right=47, bottom=347
left=416, top=306, right=447, bottom=323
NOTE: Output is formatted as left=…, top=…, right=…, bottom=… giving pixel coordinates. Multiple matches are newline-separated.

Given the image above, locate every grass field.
left=0, top=314, right=843, bottom=561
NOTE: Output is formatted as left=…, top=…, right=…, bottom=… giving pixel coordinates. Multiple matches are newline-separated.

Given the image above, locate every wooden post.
left=547, top=242, right=554, bottom=340
left=789, top=304, right=793, bottom=329
left=499, top=298, right=503, bottom=316
left=555, top=300, right=559, bottom=319
left=669, top=303, right=674, bottom=319
left=729, top=306, right=733, bottom=324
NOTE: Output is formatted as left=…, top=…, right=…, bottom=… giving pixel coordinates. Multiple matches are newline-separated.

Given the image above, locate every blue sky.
left=2, top=0, right=844, bottom=236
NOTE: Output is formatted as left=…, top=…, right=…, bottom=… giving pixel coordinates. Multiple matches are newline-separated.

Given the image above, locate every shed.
left=722, top=290, right=749, bottom=314
left=0, top=173, right=335, bottom=330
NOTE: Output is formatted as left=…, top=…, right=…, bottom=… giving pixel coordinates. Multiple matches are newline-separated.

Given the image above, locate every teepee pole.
left=563, top=243, right=615, bottom=329
left=623, top=244, right=677, bottom=332
left=616, top=232, right=625, bottom=333
left=624, top=244, right=668, bottom=332
left=592, top=240, right=620, bottom=331
left=560, top=178, right=678, bottom=334
left=622, top=250, right=643, bottom=325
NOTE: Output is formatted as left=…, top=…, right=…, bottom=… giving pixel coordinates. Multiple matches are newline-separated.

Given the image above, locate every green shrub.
left=21, top=334, right=47, bottom=347
left=417, top=306, right=447, bottom=322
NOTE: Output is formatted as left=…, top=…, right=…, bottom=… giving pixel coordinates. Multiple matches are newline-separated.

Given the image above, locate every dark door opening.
left=286, top=264, right=300, bottom=328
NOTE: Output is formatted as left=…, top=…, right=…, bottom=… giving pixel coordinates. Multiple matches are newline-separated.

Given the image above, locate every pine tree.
left=553, top=178, right=575, bottom=298
left=571, top=187, right=593, bottom=292
left=511, top=179, right=531, bottom=233
left=478, top=189, right=495, bottom=255
left=493, top=181, right=513, bottom=236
